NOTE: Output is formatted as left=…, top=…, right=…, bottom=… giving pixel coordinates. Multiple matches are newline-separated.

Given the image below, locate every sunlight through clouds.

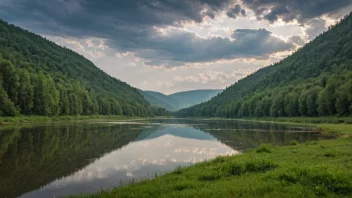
left=1, top=0, right=350, bottom=93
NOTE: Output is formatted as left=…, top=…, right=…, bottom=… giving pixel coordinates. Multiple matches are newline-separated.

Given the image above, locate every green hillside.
left=0, top=20, right=167, bottom=117
left=139, top=89, right=222, bottom=111
left=179, top=13, right=352, bottom=118
left=138, top=90, right=180, bottom=111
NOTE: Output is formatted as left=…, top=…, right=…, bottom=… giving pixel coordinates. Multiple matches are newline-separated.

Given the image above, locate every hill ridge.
left=139, top=89, right=222, bottom=111
left=0, top=20, right=167, bottom=116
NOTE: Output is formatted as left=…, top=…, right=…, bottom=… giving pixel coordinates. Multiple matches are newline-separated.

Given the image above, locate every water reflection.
left=0, top=119, right=330, bottom=198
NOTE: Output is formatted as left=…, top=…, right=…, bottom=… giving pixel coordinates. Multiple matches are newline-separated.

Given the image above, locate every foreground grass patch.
left=277, top=166, right=352, bottom=196
left=71, top=122, right=352, bottom=198
left=225, top=159, right=278, bottom=176
left=73, top=135, right=352, bottom=198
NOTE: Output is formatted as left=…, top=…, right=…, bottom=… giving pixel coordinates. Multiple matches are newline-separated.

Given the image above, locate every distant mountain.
left=139, top=89, right=222, bottom=111
left=135, top=126, right=217, bottom=141
left=0, top=20, right=167, bottom=116
left=170, top=89, right=223, bottom=109
left=138, top=90, right=180, bottom=112
left=178, top=13, right=352, bottom=118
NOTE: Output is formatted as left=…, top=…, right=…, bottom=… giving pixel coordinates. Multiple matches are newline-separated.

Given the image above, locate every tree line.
left=178, top=72, right=352, bottom=118
left=0, top=20, right=168, bottom=117
left=178, top=12, right=352, bottom=118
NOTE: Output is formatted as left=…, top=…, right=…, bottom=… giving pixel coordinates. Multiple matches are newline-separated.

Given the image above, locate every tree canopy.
left=0, top=20, right=168, bottom=117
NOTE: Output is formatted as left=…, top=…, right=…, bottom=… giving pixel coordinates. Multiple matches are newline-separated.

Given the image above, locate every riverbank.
left=0, top=115, right=151, bottom=125
left=73, top=121, right=352, bottom=198
left=243, top=117, right=352, bottom=136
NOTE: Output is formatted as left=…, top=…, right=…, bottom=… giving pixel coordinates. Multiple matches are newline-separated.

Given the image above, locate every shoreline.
left=71, top=119, right=352, bottom=198
left=0, top=115, right=158, bottom=126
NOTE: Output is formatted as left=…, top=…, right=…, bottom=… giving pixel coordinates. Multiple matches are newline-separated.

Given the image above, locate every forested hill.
left=0, top=20, right=167, bottom=116
left=139, top=89, right=222, bottom=111
left=170, top=89, right=222, bottom=109
left=138, top=90, right=180, bottom=112
left=178, top=13, right=352, bottom=118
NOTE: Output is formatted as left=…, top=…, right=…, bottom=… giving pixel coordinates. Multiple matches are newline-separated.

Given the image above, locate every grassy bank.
left=243, top=117, right=352, bottom=136
left=74, top=122, right=352, bottom=198
left=0, top=115, right=146, bottom=125
left=248, top=116, right=352, bottom=124
left=194, top=116, right=352, bottom=124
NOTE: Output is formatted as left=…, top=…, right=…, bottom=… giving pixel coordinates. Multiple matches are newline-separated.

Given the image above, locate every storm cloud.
left=0, top=0, right=233, bottom=37
left=241, top=0, right=352, bottom=23
left=239, top=0, right=352, bottom=39
left=0, top=0, right=350, bottom=68
left=110, top=28, right=294, bottom=67
left=0, top=0, right=297, bottom=67
left=226, top=5, right=246, bottom=19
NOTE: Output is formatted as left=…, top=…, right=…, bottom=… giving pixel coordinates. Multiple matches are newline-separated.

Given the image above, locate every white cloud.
left=30, top=2, right=350, bottom=94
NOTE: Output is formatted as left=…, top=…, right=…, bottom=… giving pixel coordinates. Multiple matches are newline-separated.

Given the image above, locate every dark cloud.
left=124, top=28, right=294, bottom=67
left=0, top=0, right=325, bottom=67
left=226, top=5, right=246, bottom=19
left=0, top=0, right=232, bottom=37
left=239, top=0, right=352, bottom=41
left=241, top=0, right=352, bottom=23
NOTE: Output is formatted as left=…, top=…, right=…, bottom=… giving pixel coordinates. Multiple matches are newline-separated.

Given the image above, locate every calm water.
left=0, top=119, right=330, bottom=198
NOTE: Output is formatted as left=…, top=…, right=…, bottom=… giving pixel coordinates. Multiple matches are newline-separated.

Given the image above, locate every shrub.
left=227, top=163, right=244, bottom=176
left=290, top=140, right=299, bottom=145
left=255, top=144, right=272, bottom=153
left=244, top=160, right=278, bottom=172
left=212, top=156, right=226, bottom=163
left=324, top=152, right=336, bottom=157
left=173, top=183, right=192, bottom=191
left=173, top=166, right=183, bottom=175
left=198, top=173, right=221, bottom=181
left=305, top=141, right=318, bottom=145
left=226, top=160, right=278, bottom=176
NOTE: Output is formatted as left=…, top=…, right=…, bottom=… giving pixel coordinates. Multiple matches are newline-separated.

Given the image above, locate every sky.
left=0, top=0, right=352, bottom=94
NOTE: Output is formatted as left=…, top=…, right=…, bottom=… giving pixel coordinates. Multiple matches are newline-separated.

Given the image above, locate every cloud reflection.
left=20, top=126, right=237, bottom=198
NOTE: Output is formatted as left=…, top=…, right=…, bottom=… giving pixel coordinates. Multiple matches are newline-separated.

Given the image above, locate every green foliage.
left=0, top=115, right=142, bottom=125
left=277, top=167, right=351, bottom=196
left=255, top=144, right=272, bottom=153
left=0, top=83, right=18, bottom=116
left=0, top=20, right=168, bottom=117
left=197, top=173, right=221, bottom=181
left=225, top=160, right=278, bottom=176
left=178, top=13, right=352, bottom=119
left=290, top=140, right=299, bottom=145
left=172, top=166, right=183, bottom=175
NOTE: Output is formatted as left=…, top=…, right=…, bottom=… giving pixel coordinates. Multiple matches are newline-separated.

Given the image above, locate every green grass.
left=0, top=115, right=147, bottom=125
left=72, top=122, right=352, bottom=198
left=248, top=117, right=352, bottom=124
left=316, top=124, right=352, bottom=136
